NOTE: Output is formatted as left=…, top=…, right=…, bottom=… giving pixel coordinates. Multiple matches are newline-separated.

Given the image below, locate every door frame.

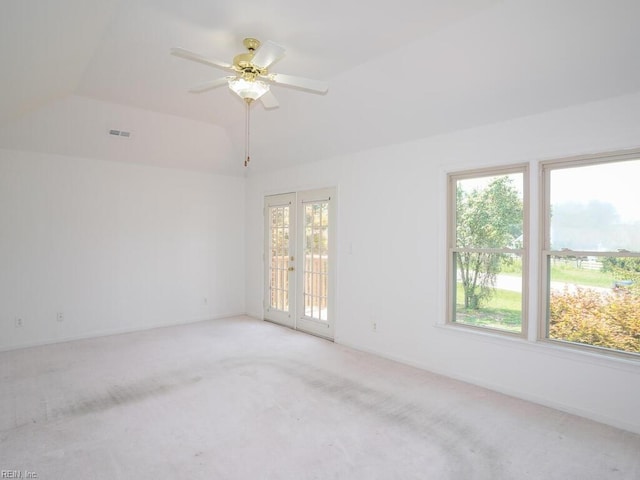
left=263, top=187, right=337, bottom=340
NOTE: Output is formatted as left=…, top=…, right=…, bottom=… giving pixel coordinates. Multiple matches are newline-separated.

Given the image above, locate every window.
left=448, top=165, right=528, bottom=335
left=542, top=152, right=640, bottom=356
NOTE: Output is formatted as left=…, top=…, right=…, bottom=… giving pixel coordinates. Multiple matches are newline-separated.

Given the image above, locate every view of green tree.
left=304, top=203, right=328, bottom=252
left=456, top=176, right=523, bottom=309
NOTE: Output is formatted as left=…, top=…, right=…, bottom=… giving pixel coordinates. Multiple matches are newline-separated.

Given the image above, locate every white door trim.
left=263, top=188, right=337, bottom=340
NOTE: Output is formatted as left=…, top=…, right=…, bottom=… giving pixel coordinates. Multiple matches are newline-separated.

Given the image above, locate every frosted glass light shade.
left=228, top=78, right=269, bottom=100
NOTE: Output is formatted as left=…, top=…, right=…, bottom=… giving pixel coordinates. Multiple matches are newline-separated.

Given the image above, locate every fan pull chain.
left=244, top=99, right=251, bottom=167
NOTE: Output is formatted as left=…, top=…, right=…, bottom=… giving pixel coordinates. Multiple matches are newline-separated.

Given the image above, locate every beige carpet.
left=1, top=315, right=639, bottom=479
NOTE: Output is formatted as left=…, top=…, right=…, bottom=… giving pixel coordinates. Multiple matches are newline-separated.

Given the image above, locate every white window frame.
left=539, top=149, right=640, bottom=359
left=447, top=164, right=529, bottom=337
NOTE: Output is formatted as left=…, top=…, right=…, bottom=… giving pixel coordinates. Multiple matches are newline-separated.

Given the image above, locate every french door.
left=264, top=188, right=335, bottom=339
left=264, top=193, right=296, bottom=328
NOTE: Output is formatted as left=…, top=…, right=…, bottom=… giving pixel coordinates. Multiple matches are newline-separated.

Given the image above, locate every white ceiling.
left=2, top=0, right=640, bottom=176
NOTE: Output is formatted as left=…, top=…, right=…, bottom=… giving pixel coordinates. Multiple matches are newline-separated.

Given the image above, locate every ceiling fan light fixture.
left=228, top=78, right=269, bottom=101
left=172, top=37, right=329, bottom=167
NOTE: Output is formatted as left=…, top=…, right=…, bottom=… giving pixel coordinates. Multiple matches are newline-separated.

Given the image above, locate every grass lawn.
left=502, top=262, right=614, bottom=289
left=455, top=284, right=521, bottom=333
left=549, top=264, right=614, bottom=288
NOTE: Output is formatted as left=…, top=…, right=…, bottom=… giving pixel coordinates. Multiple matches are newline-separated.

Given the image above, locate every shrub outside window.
left=448, top=166, right=528, bottom=335
left=542, top=152, right=640, bottom=356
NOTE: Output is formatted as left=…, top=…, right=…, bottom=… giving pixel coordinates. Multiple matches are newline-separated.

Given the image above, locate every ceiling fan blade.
left=260, top=90, right=279, bottom=109
left=170, top=47, right=234, bottom=71
left=251, top=40, right=286, bottom=69
left=188, top=76, right=235, bottom=93
left=268, top=73, right=328, bottom=94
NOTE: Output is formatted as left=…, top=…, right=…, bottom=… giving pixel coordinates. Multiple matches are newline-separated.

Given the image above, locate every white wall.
left=245, top=91, right=640, bottom=434
left=1, top=148, right=245, bottom=350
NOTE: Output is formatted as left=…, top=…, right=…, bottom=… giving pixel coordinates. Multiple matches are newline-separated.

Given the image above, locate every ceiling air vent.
left=109, top=129, right=131, bottom=137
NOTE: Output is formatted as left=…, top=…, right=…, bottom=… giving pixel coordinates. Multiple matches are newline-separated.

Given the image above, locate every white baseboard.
left=0, top=312, right=246, bottom=353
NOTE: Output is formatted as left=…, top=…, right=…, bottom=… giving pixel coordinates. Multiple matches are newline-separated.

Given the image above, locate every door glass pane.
left=549, top=159, right=640, bottom=252
left=269, top=205, right=289, bottom=312
left=303, top=201, right=329, bottom=321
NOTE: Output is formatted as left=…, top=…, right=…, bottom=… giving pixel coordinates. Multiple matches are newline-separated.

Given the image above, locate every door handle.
left=288, top=267, right=295, bottom=271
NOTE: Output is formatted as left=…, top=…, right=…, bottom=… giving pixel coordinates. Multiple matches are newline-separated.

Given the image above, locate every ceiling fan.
left=170, top=37, right=329, bottom=109
left=171, top=38, right=328, bottom=167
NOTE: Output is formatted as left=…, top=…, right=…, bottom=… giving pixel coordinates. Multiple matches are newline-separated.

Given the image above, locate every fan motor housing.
left=233, top=52, right=267, bottom=81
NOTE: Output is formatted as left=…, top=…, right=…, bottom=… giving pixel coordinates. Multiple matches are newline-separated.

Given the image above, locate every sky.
left=457, top=158, right=640, bottom=224
left=550, top=159, right=640, bottom=223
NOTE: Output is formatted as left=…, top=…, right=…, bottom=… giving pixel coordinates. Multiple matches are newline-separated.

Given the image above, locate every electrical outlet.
left=57, top=312, right=64, bottom=322
left=372, top=321, right=377, bottom=332
left=15, top=317, right=23, bottom=328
